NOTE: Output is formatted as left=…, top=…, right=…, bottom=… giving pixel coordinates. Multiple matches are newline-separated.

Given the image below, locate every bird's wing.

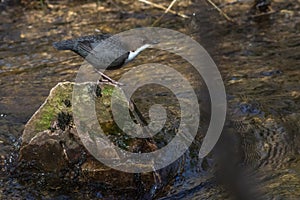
left=77, top=41, right=97, bottom=57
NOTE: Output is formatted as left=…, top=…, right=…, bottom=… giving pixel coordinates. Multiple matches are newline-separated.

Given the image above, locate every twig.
left=139, top=0, right=189, bottom=19
left=165, top=0, right=178, bottom=14
left=152, top=0, right=180, bottom=26
left=206, top=0, right=235, bottom=23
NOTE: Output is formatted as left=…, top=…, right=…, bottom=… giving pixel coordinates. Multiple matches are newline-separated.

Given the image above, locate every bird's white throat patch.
left=125, top=44, right=151, bottom=63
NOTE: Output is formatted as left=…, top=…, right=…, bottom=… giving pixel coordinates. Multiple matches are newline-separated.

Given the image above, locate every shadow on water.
left=0, top=0, right=300, bottom=199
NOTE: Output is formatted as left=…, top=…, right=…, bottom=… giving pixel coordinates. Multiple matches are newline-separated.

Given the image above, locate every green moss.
left=34, top=109, right=55, bottom=131
left=101, top=86, right=115, bottom=96
left=27, top=82, right=139, bottom=150
left=32, top=83, right=74, bottom=132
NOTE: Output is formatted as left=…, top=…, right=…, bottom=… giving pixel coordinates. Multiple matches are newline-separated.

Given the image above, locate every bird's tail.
left=53, top=39, right=75, bottom=50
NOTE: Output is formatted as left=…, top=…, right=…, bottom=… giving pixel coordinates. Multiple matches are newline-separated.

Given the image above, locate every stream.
left=0, top=0, right=300, bottom=199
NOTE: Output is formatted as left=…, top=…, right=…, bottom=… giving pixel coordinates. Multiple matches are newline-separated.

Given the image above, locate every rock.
left=18, top=81, right=179, bottom=196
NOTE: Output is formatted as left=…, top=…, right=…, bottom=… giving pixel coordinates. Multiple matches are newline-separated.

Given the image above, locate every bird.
left=53, top=33, right=153, bottom=85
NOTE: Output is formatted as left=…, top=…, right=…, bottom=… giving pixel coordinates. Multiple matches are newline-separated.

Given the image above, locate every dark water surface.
left=0, top=0, right=300, bottom=199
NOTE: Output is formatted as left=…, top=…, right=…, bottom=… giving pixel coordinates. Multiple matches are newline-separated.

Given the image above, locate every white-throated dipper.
left=53, top=33, right=153, bottom=85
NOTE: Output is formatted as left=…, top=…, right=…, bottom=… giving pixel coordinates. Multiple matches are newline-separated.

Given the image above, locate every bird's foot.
left=94, top=69, right=124, bottom=87
left=97, top=78, right=123, bottom=87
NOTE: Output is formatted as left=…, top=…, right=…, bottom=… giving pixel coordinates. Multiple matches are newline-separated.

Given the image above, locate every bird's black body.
left=53, top=34, right=111, bottom=57
left=53, top=33, right=152, bottom=85
left=53, top=34, right=131, bottom=70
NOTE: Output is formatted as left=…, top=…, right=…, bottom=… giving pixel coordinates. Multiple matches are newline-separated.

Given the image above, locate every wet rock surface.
left=18, top=81, right=180, bottom=199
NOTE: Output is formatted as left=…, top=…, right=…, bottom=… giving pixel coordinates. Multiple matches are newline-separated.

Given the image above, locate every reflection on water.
left=1, top=0, right=300, bottom=199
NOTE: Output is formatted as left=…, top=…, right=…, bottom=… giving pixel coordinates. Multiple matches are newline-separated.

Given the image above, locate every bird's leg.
left=94, top=69, right=124, bottom=86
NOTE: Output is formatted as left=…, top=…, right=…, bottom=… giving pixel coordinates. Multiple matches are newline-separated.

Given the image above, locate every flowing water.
left=0, top=0, right=300, bottom=199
